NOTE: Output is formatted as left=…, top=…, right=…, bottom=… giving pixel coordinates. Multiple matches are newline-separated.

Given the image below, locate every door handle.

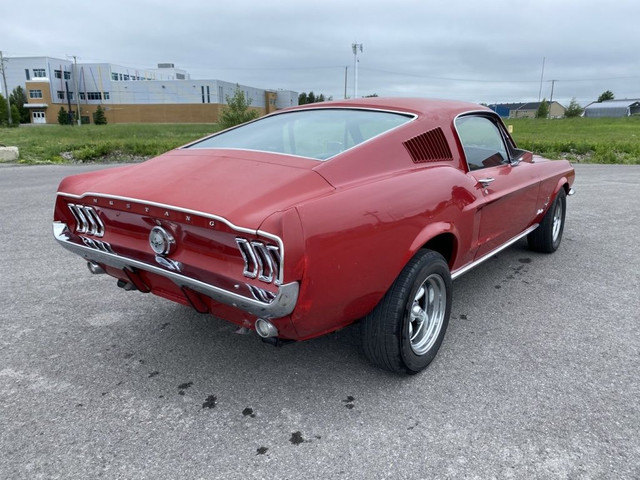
left=478, top=177, right=495, bottom=188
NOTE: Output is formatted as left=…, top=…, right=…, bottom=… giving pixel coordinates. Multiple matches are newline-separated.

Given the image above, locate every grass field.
left=0, top=123, right=219, bottom=164
left=1, top=116, right=639, bottom=164
left=506, top=116, right=640, bottom=164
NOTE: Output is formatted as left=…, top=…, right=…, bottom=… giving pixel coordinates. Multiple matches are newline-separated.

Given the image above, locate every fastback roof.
left=284, top=97, right=489, bottom=119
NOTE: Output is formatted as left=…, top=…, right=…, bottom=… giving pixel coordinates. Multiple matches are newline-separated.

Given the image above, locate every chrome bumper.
left=52, top=222, right=299, bottom=319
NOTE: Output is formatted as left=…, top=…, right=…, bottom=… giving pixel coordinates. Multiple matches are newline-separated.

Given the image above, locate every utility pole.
left=0, top=51, right=12, bottom=125
left=538, top=57, right=545, bottom=102
left=548, top=79, right=556, bottom=119
left=344, top=66, right=348, bottom=99
left=352, top=43, right=363, bottom=99
left=72, top=55, right=81, bottom=125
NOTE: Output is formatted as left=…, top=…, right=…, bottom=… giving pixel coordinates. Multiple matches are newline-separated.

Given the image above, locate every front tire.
left=528, top=188, right=567, bottom=253
left=361, top=249, right=452, bottom=374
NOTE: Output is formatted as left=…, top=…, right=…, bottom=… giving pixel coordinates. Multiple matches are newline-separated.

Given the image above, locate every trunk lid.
left=59, top=148, right=334, bottom=229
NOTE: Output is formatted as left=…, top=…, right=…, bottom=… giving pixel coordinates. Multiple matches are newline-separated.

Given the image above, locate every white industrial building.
left=1, top=56, right=298, bottom=124
left=583, top=99, right=640, bottom=118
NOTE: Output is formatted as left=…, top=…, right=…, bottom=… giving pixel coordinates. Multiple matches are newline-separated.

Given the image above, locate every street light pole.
left=352, top=43, right=363, bottom=99
left=72, top=55, right=81, bottom=125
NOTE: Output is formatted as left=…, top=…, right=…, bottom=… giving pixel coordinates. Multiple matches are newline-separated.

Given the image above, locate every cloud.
left=3, top=0, right=639, bottom=105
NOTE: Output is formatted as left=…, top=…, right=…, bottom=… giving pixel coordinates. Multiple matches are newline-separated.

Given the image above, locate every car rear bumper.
left=52, top=222, right=299, bottom=319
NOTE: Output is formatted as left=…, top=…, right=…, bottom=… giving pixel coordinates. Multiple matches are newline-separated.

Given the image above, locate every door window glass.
left=455, top=116, right=509, bottom=170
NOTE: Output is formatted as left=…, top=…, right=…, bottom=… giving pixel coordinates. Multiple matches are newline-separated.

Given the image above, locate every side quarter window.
left=455, top=115, right=509, bottom=171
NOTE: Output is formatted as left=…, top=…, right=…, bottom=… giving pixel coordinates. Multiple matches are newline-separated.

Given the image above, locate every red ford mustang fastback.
left=53, top=98, right=574, bottom=374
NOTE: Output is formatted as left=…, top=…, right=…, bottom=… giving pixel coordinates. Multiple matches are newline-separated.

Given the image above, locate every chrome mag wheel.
left=408, top=273, right=446, bottom=355
left=552, top=199, right=564, bottom=243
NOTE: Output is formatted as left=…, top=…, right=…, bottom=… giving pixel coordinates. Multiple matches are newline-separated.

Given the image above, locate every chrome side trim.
left=451, top=224, right=538, bottom=280
left=53, top=222, right=298, bottom=319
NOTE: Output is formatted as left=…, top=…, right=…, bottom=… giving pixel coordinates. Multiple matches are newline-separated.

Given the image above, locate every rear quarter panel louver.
left=403, top=127, right=453, bottom=163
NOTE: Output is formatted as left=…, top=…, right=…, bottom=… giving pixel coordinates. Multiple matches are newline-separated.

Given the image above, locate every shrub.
left=93, top=105, right=107, bottom=125
left=219, top=87, right=259, bottom=129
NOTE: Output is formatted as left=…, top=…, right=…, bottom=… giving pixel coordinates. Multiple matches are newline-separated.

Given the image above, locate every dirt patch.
left=60, top=150, right=150, bottom=164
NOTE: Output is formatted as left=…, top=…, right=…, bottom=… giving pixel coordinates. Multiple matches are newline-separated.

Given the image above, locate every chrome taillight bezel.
left=68, top=204, right=105, bottom=237
left=236, top=238, right=282, bottom=285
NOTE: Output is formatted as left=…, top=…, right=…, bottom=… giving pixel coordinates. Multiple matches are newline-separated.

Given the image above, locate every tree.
left=564, top=98, right=584, bottom=118
left=10, top=105, right=20, bottom=127
left=9, top=86, right=29, bottom=123
left=93, top=105, right=107, bottom=125
left=58, top=106, right=71, bottom=125
left=364, top=93, right=379, bottom=98
left=298, top=91, right=329, bottom=105
left=0, top=93, right=7, bottom=126
left=536, top=99, right=549, bottom=118
left=219, top=87, right=259, bottom=129
left=597, top=90, right=614, bottom=102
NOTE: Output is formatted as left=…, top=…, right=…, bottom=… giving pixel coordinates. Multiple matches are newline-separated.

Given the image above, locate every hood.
left=57, top=148, right=334, bottom=229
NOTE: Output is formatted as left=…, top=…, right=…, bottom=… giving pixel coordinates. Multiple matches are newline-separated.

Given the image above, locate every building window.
left=201, top=86, right=205, bottom=104
left=111, top=73, right=119, bottom=81
left=64, top=71, right=71, bottom=80
left=68, top=92, right=74, bottom=101
left=33, top=69, right=46, bottom=78
left=57, top=91, right=65, bottom=100
left=206, top=86, right=210, bottom=103
left=176, top=73, right=185, bottom=80
left=85, top=91, right=109, bottom=100
left=123, top=74, right=129, bottom=81
left=55, top=70, right=62, bottom=79
left=25, top=69, right=30, bottom=80
left=29, top=89, right=43, bottom=99
left=79, top=92, right=85, bottom=100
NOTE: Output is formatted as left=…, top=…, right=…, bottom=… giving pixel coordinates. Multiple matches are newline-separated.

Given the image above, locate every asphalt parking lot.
left=1, top=163, right=639, bottom=479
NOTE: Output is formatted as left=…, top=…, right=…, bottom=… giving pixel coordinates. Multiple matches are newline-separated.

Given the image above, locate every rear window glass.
left=188, top=108, right=414, bottom=160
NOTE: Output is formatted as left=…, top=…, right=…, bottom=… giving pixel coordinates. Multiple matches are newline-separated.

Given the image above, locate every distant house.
left=489, top=101, right=566, bottom=119
left=583, top=99, right=640, bottom=118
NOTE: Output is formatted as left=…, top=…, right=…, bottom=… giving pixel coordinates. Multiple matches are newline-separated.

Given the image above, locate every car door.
left=455, top=114, right=540, bottom=258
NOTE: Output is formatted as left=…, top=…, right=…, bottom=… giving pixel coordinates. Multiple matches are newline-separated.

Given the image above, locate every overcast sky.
left=2, top=0, right=639, bottom=106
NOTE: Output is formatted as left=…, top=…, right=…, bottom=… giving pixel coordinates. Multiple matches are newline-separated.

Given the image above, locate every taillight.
left=68, top=204, right=105, bottom=237
left=235, top=238, right=282, bottom=285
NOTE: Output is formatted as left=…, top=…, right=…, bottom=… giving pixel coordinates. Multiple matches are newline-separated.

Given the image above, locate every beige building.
left=490, top=101, right=566, bottom=119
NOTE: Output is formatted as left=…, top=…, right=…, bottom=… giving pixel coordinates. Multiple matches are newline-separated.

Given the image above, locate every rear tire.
left=361, top=249, right=452, bottom=374
left=528, top=188, right=566, bottom=253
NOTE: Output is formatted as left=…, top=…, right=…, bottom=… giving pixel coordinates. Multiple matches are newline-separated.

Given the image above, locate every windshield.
left=188, top=108, right=414, bottom=160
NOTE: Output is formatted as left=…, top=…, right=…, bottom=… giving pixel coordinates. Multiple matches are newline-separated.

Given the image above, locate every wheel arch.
left=407, top=223, right=459, bottom=270
left=557, top=177, right=571, bottom=196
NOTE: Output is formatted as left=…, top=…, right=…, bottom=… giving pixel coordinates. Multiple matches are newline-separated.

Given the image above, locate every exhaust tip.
left=87, top=261, right=105, bottom=275
left=255, top=318, right=278, bottom=338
